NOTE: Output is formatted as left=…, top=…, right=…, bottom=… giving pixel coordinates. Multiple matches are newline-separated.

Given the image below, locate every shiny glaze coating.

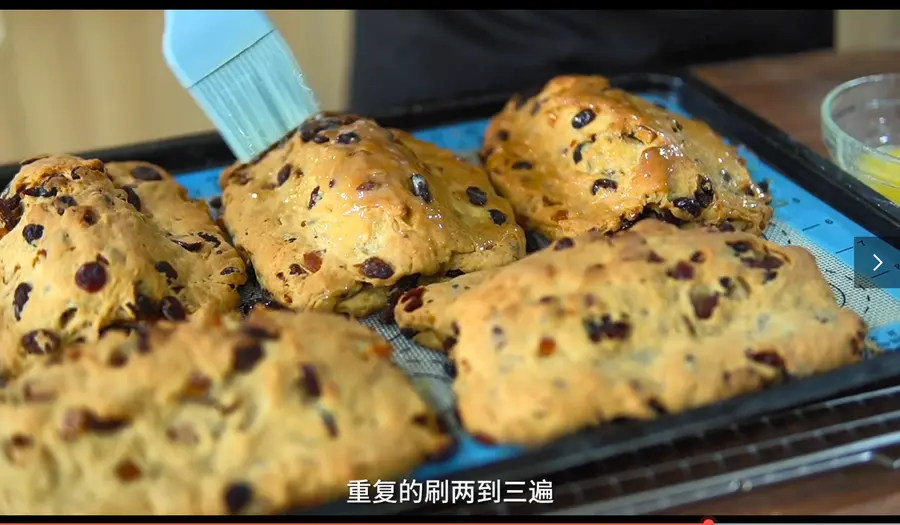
left=0, top=156, right=246, bottom=376
left=483, top=75, right=773, bottom=240
left=220, top=113, right=525, bottom=317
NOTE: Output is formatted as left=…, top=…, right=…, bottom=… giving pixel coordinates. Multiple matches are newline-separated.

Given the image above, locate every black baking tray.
left=2, top=71, right=900, bottom=516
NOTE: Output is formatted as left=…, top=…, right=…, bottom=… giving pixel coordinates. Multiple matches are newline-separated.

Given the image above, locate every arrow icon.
left=874, top=254, right=884, bottom=271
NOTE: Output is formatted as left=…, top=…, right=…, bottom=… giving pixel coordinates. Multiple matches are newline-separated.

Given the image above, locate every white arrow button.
left=874, top=254, right=884, bottom=271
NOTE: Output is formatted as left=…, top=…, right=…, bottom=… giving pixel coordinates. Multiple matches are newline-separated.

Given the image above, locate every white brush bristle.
left=189, top=32, right=320, bottom=163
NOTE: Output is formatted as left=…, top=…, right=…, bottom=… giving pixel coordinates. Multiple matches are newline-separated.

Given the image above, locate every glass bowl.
left=822, top=73, right=900, bottom=205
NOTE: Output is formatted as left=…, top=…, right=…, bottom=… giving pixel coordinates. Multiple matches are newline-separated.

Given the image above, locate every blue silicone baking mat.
left=173, top=93, right=900, bottom=481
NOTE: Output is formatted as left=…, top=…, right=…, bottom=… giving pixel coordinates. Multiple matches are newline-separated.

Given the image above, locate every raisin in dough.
left=220, top=113, right=525, bottom=317
left=395, top=220, right=867, bottom=446
left=0, top=156, right=246, bottom=376
left=0, top=308, right=451, bottom=514
left=482, top=75, right=773, bottom=241
left=394, top=270, right=495, bottom=350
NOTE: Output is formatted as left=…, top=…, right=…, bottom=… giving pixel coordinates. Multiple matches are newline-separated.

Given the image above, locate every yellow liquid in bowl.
left=857, top=145, right=900, bottom=204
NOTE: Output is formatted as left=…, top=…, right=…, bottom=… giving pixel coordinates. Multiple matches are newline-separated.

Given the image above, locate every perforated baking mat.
left=174, top=93, right=900, bottom=481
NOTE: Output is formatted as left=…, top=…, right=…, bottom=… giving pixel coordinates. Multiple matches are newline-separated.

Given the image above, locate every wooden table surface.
left=695, top=49, right=900, bottom=157
left=659, top=49, right=900, bottom=516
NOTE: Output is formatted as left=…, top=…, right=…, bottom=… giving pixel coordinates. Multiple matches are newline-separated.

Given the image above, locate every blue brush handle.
left=163, top=10, right=275, bottom=89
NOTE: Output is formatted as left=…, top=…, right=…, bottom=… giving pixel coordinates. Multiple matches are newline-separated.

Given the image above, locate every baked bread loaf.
left=220, top=112, right=525, bottom=317
left=395, top=220, right=867, bottom=446
left=0, top=156, right=246, bottom=376
left=482, top=75, right=773, bottom=241
left=0, top=308, right=451, bottom=514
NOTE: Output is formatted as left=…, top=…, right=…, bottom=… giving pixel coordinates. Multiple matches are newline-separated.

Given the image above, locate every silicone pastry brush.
left=163, top=9, right=320, bottom=162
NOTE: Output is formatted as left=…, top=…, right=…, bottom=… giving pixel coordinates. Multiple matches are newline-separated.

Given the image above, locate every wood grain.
left=694, top=49, right=900, bottom=157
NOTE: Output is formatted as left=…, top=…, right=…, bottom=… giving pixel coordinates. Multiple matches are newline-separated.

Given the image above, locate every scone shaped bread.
left=396, top=220, right=867, bottom=446
left=0, top=308, right=451, bottom=514
left=0, top=156, right=246, bottom=376
left=221, top=112, right=525, bottom=317
left=483, top=75, right=773, bottom=240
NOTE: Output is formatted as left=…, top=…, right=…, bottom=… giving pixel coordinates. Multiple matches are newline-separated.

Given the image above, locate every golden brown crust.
left=0, top=308, right=451, bottom=514
left=0, top=156, right=246, bottom=376
left=482, top=75, right=773, bottom=240
left=220, top=113, right=525, bottom=317
left=394, top=271, right=494, bottom=350
left=395, top=220, right=867, bottom=446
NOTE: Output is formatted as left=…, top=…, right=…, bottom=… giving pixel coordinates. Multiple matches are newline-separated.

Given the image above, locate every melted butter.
left=344, top=203, right=365, bottom=217
left=739, top=197, right=760, bottom=210
left=229, top=117, right=526, bottom=307
left=604, top=198, right=634, bottom=215
left=480, top=77, right=776, bottom=240
left=637, top=146, right=681, bottom=192
left=858, top=145, right=900, bottom=204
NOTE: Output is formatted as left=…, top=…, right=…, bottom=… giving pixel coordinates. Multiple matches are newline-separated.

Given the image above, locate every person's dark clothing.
left=350, top=10, right=834, bottom=114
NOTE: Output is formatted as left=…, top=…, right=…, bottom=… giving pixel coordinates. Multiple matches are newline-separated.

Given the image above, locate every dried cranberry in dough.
left=220, top=112, right=525, bottom=317
left=0, top=156, right=246, bottom=376
left=395, top=220, right=867, bottom=446
left=483, top=75, right=773, bottom=240
left=0, top=309, right=451, bottom=513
